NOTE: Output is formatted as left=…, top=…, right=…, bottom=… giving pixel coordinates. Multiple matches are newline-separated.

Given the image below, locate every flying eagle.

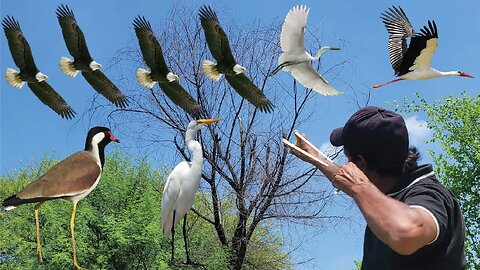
left=199, top=5, right=274, bottom=113
left=2, top=16, right=76, bottom=119
left=133, top=16, right=204, bottom=118
left=56, top=4, right=128, bottom=108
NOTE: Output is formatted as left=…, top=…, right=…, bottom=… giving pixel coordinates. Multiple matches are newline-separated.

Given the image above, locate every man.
left=289, top=106, right=466, bottom=270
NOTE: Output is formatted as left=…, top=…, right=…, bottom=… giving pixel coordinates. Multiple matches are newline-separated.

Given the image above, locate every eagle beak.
left=196, top=118, right=222, bottom=124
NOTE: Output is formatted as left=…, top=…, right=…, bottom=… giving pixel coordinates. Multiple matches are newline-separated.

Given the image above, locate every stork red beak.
left=460, top=72, right=474, bottom=78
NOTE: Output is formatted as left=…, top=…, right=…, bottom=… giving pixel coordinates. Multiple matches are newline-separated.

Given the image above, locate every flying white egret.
left=271, top=5, right=342, bottom=96
left=372, top=6, right=474, bottom=88
left=162, top=118, right=221, bottom=265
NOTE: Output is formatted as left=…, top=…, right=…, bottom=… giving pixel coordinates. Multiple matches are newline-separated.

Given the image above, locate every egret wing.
left=289, top=62, right=342, bottom=96
left=199, top=5, right=236, bottom=64
left=224, top=74, right=274, bottom=113
left=280, top=5, right=308, bottom=54
left=133, top=16, right=169, bottom=73
left=161, top=162, right=187, bottom=236
left=27, top=81, right=76, bottom=119
left=407, top=21, right=438, bottom=73
left=56, top=5, right=93, bottom=62
left=2, top=16, right=38, bottom=72
left=81, top=70, right=129, bottom=108
left=158, top=81, right=204, bottom=118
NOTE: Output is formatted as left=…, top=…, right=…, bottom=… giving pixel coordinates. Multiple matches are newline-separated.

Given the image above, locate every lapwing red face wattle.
left=2, top=126, right=119, bottom=269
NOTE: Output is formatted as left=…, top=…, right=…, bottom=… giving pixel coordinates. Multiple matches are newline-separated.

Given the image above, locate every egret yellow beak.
left=196, top=118, right=222, bottom=124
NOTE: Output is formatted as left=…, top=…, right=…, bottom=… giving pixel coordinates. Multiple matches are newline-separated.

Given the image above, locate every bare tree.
left=107, top=4, right=352, bottom=269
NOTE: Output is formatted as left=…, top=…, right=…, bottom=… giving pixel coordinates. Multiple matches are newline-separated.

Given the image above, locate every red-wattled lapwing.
left=372, top=6, right=474, bottom=88
left=2, top=16, right=76, bottom=119
left=2, top=126, right=119, bottom=269
left=162, top=118, right=221, bottom=266
left=55, top=5, right=128, bottom=108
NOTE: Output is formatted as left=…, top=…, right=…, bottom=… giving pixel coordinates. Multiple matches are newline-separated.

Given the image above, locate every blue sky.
left=1, top=0, right=479, bottom=269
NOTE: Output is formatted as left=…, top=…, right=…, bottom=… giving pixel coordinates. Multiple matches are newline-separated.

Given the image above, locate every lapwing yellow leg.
left=34, top=202, right=45, bottom=262
left=70, top=202, right=84, bottom=270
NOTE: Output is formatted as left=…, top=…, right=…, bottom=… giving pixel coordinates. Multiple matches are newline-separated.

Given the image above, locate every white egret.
left=162, top=118, right=221, bottom=265
left=271, top=5, right=342, bottom=96
left=372, top=6, right=473, bottom=88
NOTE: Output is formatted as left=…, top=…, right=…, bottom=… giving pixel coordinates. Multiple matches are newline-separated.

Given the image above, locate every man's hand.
left=333, top=162, right=374, bottom=197
left=288, top=132, right=320, bottom=164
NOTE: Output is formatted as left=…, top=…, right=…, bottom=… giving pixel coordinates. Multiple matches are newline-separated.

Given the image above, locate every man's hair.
left=348, top=146, right=421, bottom=176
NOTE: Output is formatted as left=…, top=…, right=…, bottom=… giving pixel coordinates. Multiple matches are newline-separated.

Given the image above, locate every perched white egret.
left=271, top=5, right=342, bottom=96
left=162, top=118, right=221, bottom=265
left=372, top=6, right=474, bottom=88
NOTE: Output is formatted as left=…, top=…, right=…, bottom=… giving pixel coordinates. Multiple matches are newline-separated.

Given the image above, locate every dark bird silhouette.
left=199, top=5, right=274, bottom=113
left=3, top=16, right=75, bottom=119
left=56, top=4, right=128, bottom=108
left=133, top=16, right=204, bottom=118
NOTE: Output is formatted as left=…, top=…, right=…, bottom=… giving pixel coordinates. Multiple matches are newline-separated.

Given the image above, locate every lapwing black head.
left=85, top=126, right=120, bottom=150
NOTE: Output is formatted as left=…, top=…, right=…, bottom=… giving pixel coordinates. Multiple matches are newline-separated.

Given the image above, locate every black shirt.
left=361, top=164, right=467, bottom=270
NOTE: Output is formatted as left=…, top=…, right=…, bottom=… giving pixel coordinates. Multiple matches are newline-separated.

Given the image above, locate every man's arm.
left=333, top=163, right=438, bottom=255
left=287, top=132, right=438, bottom=255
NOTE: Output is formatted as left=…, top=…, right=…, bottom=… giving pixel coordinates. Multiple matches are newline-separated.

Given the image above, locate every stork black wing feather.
left=398, top=20, right=438, bottom=76
left=380, top=6, right=415, bottom=75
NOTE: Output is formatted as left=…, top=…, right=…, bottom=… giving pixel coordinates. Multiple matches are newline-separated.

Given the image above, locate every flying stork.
left=372, top=6, right=473, bottom=88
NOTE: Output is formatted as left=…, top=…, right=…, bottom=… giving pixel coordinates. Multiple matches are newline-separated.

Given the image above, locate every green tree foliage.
left=0, top=152, right=290, bottom=269
left=400, top=92, right=480, bottom=268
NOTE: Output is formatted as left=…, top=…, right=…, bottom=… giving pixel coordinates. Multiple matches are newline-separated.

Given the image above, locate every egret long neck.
left=313, top=47, right=329, bottom=60
left=185, top=129, right=203, bottom=176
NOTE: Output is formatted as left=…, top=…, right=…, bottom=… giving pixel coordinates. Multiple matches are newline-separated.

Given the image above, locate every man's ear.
left=355, top=154, right=368, bottom=172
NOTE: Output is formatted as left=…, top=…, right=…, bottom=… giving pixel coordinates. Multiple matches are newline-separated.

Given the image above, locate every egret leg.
left=183, top=214, right=193, bottom=264
left=70, top=202, right=83, bottom=270
left=270, top=61, right=293, bottom=75
left=34, top=202, right=45, bottom=262
left=170, top=210, right=176, bottom=266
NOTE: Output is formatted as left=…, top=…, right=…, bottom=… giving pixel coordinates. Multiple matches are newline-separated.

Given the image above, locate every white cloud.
left=405, top=116, right=433, bottom=145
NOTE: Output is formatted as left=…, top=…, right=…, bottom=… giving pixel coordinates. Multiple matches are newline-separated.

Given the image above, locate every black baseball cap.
left=330, top=106, right=409, bottom=164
